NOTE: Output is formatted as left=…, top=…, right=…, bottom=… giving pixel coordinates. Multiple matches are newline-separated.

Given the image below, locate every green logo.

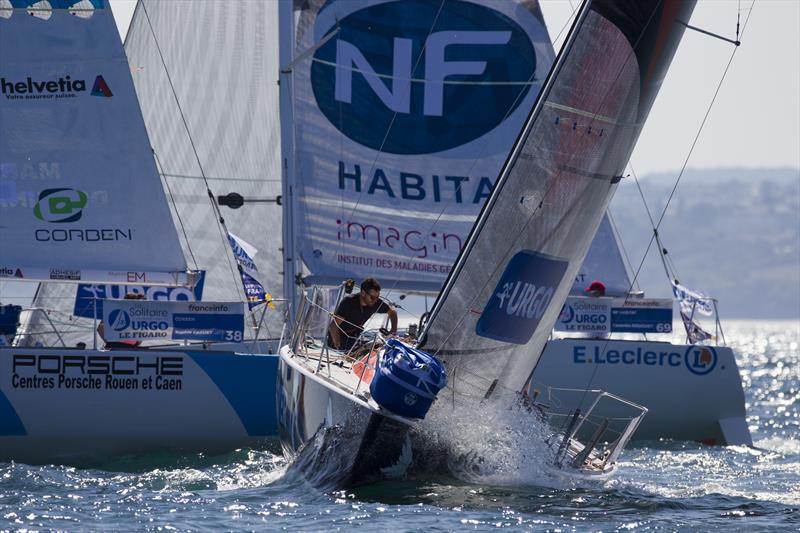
left=33, top=188, right=87, bottom=223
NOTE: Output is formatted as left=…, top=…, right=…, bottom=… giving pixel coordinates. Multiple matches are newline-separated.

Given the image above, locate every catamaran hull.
left=531, top=339, right=751, bottom=445
left=277, top=349, right=412, bottom=488
left=0, top=348, right=280, bottom=464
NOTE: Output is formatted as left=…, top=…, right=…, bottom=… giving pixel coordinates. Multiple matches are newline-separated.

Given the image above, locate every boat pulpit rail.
left=537, top=387, right=648, bottom=472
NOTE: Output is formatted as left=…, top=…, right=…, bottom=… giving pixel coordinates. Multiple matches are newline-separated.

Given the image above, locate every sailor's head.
left=124, top=292, right=145, bottom=300
left=585, top=280, right=606, bottom=297
left=359, top=277, right=381, bottom=306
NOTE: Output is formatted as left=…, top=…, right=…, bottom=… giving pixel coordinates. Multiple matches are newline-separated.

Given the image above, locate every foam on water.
left=415, top=396, right=596, bottom=489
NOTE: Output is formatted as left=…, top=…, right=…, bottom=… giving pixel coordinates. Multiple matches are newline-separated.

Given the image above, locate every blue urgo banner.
left=476, top=250, right=568, bottom=344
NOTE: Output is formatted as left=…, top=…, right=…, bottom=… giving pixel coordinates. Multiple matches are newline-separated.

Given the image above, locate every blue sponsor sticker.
left=311, top=0, right=537, bottom=154
left=73, top=272, right=205, bottom=318
left=172, top=313, right=243, bottom=342
left=611, top=306, right=672, bottom=333
left=476, top=250, right=568, bottom=344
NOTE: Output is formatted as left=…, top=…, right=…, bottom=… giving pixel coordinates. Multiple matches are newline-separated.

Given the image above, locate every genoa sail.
left=0, top=0, right=190, bottom=286
left=287, top=0, right=555, bottom=292
left=420, top=0, right=697, bottom=401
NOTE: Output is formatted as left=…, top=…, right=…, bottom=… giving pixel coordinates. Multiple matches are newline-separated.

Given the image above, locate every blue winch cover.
left=370, top=339, right=447, bottom=419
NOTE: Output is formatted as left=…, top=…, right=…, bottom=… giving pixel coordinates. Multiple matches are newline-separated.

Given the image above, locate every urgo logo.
left=33, top=188, right=87, bottom=223
left=684, top=345, right=718, bottom=375
left=108, top=309, right=132, bottom=332
left=310, top=0, right=539, bottom=154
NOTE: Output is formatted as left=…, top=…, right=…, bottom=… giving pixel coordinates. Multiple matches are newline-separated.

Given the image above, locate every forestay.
left=420, top=0, right=697, bottom=400
left=289, top=0, right=555, bottom=292
left=0, top=0, right=189, bottom=286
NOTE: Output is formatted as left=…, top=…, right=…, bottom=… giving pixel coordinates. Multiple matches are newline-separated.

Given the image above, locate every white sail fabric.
left=421, top=0, right=696, bottom=401
left=122, top=0, right=285, bottom=336
left=570, top=213, right=632, bottom=297
left=290, top=0, right=555, bottom=292
left=0, top=0, right=189, bottom=286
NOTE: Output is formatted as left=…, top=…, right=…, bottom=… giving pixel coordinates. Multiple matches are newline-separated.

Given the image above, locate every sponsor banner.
left=476, top=250, right=568, bottom=344
left=293, top=0, right=555, bottom=289
left=102, top=300, right=243, bottom=343
left=571, top=343, right=718, bottom=375
left=9, top=352, right=185, bottom=392
left=0, top=4, right=187, bottom=278
left=555, top=297, right=673, bottom=334
left=610, top=298, right=673, bottom=334
left=73, top=271, right=206, bottom=318
left=556, top=297, right=612, bottom=335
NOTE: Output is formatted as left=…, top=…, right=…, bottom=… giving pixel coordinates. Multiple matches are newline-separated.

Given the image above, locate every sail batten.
left=420, top=0, right=696, bottom=401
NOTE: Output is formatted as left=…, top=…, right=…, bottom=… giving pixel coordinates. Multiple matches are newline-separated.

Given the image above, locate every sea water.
left=1, top=320, right=797, bottom=531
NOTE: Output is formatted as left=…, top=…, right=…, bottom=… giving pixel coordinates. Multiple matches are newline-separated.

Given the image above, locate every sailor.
left=584, top=280, right=609, bottom=339
left=328, top=277, right=398, bottom=351
left=585, top=280, right=606, bottom=297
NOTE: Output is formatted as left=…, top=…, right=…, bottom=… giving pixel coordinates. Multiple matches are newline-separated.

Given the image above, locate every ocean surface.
left=1, top=320, right=797, bottom=531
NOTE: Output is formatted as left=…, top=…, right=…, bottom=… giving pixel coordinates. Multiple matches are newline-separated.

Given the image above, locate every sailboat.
left=0, top=0, right=284, bottom=463
left=277, top=0, right=697, bottom=487
left=532, top=213, right=752, bottom=445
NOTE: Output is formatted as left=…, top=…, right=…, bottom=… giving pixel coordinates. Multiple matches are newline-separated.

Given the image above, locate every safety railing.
left=536, top=387, right=647, bottom=472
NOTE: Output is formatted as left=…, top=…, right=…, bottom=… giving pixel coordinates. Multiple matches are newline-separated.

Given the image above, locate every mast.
left=278, top=0, right=299, bottom=326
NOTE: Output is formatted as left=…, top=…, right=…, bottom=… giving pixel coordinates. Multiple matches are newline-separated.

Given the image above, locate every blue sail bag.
left=370, top=338, right=447, bottom=419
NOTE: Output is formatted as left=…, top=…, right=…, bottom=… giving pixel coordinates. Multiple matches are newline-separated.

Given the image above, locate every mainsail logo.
left=91, top=75, right=113, bottom=97
left=1, top=75, right=87, bottom=99
left=476, top=250, right=568, bottom=344
left=108, top=309, right=132, bottom=332
left=33, top=188, right=87, bottom=223
left=310, top=0, right=538, bottom=154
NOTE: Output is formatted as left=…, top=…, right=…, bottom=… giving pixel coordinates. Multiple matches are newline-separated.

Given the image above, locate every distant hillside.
left=608, top=167, right=800, bottom=319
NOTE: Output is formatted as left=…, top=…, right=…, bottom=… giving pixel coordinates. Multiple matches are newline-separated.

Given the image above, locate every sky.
left=108, top=0, right=800, bottom=177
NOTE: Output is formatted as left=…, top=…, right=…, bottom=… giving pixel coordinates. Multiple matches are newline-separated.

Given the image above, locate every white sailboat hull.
left=277, top=346, right=414, bottom=488
left=0, top=347, right=280, bottom=464
left=531, top=339, right=752, bottom=445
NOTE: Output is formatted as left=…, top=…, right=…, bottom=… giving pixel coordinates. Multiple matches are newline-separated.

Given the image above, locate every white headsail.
left=420, top=0, right=697, bottom=401
left=122, top=1, right=284, bottom=327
